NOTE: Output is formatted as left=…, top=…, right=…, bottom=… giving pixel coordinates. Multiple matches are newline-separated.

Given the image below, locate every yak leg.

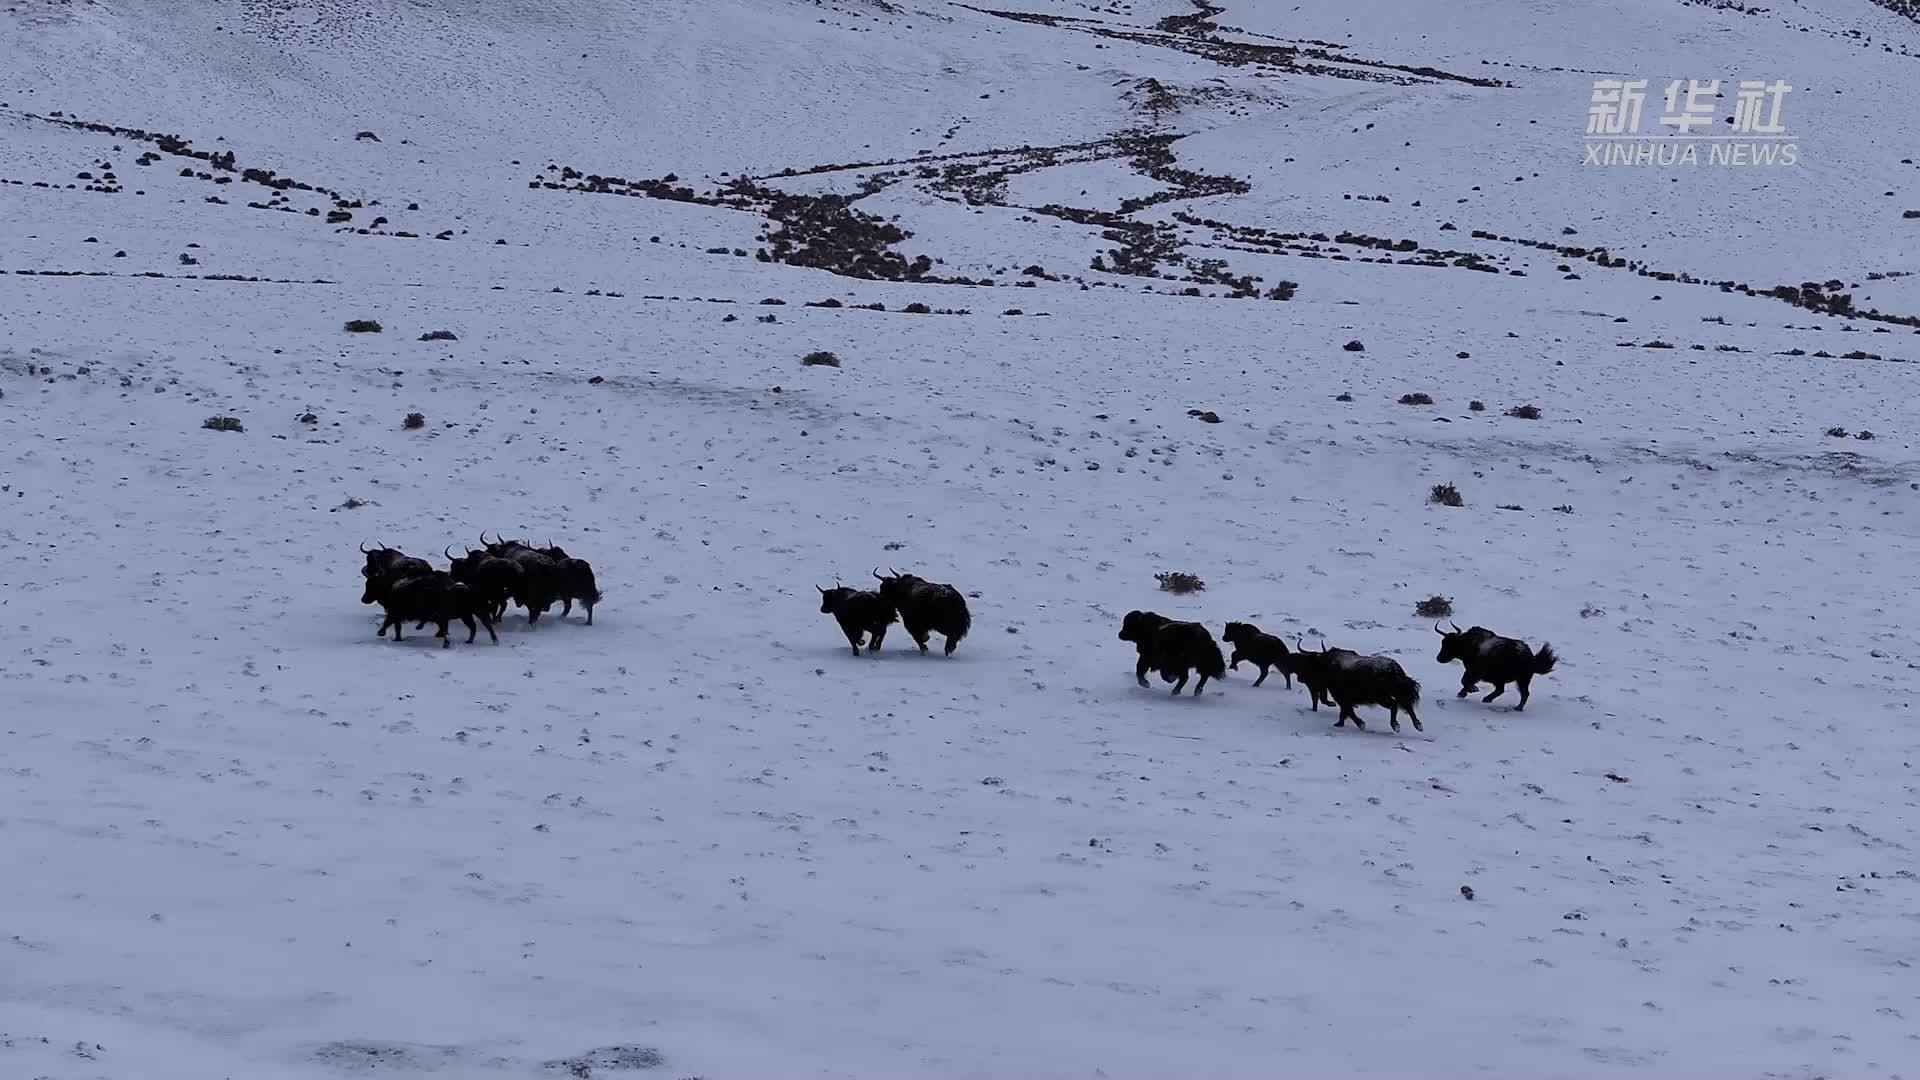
left=1458, top=672, right=1478, bottom=699
left=1169, top=670, right=1189, bottom=695
left=841, top=626, right=863, bottom=657
left=1339, top=703, right=1367, bottom=731
left=1135, top=656, right=1152, bottom=689
left=1251, top=663, right=1269, bottom=688
left=1304, top=682, right=1320, bottom=711
left=1483, top=683, right=1506, bottom=703
left=560, top=597, right=573, bottom=618
left=1387, top=705, right=1402, bottom=733
left=460, top=614, right=479, bottom=644
left=943, top=633, right=957, bottom=657
left=1406, top=702, right=1423, bottom=732
left=867, top=624, right=886, bottom=654
left=377, top=616, right=395, bottom=639
left=584, top=600, right=594, bottom=627
left=1192, top=671, right=1209, bottom=696
left=478, top=613, right=499, bottom=644
left=1227, top=650, right=1241, bottom=671
left=1514, top=674, right=1532, bottom=711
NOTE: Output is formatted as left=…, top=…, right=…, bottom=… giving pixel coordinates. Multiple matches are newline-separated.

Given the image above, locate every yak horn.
left=445, top=545, right=455, bottom=561
left=479, top=531, right=492, bottom=548
left=1434, top=621, right=1447, bottom=636
left=873, top=568, right=886, bottom=581
left=1450, top=621, right=1463, bottom=633
left=360, top=541, right=372, bottom=554
left=816, top=584, right=827, bottom=594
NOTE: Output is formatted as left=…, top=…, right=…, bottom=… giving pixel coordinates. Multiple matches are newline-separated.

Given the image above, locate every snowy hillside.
left=4, top=0, right=1920, bottom=1077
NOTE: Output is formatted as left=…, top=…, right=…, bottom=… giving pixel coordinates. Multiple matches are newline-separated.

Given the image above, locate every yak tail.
left=1531, top=644, right=1558, bottom=676
left=950, top=602, right=972, bottom=645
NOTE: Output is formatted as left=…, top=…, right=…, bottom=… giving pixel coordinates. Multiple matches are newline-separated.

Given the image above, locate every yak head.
left=1220, top=621, right=1262, bottom=648
left=871, top=568, right=925, bottom=604
left=1118, top=610, right=1168, bottom=644
left=1434, top=622, right=1493, bottom=664
left=360, top=541, right=408, bottom=579
left=817, top=584, right=858, bottom=615
left=478, top=531, right=531, bottom=557
left=538, top=541, right=571, bottom=562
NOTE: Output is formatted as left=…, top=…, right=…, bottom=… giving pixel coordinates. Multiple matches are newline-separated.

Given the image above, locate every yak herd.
left=357, top=534, right=601, bottom=648
left=1119, top=612, right=1559, bottom=733
left=353, top=542, right=1557, bottom=735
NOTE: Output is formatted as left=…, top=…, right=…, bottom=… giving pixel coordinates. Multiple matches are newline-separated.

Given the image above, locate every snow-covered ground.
left=4, top=1, right=1919, bottom=1077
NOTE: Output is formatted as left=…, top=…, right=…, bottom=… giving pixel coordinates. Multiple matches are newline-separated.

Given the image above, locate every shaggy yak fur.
left=874, top=569, right=971, bottom=656
left=818, top=585, right=896, bottom=656
left=360, top=543, right=433, bottom=606
left=1220, top=621, right=1296, bottom=688
left=446, top=546, right=523, bottom=624
left=1285, top=639, right=1347, bottom=710
left=1435, top=622, right=1558, bottom=711
left=1118, top=610, right=1227, bottom=697
left=1307, top=644, right=1422, bottom=733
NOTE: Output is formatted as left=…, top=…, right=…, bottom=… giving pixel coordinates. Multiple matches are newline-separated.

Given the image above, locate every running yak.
left=873, top=569, right=971, bottom=657
left=1434, top=622, right=1558, bottom=711
left=1118, top=610, right=1226, bottom=697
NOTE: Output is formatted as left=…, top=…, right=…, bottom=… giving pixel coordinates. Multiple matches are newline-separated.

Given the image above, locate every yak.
left=360, top=542, right=432, bottom=605
left=1435, top=622, right=1558, bottom=711
left=549, top=557, right=603, bottom=625
left=817, top=584, right=895, bottom=656
left=1285, top=638, right=1347, bottom=710
left=374, top=570, right=498, bottom=648
left=1117, top=610, right=1226, bottom=697
left=446, top=546, right=523, bottom=624
left=873, top=569, right=970, bottom=656
left=478, top=533, right=561, bottom=624
left=1304, top=643, right=1422, bottom=733
left=1220, top=621, right=1296, bottom=688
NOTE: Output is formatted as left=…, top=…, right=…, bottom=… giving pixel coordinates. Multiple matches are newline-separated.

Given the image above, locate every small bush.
left=1857, top=429, right=1876, bottom=440
left=418, top=330, right=457, bottom=341
left=1155, top=571, right=1206, bottom=595
left=904, top=302, right=932, bottom=314
left=1429, top=482, right=1463, bottom=507
left=1506, top=404, right=1542, bottom=419
left=1334, top=392, right=1354, bottom=402
left=1825, top=426, right=1849, bottom=438
left=1414, top=595, right=1454, bottom=618
left=1343, top=339, right=1365, bottom=352
left=1468, top=400, right=1486, bottom=412
left=1456, top=351, right=1471, bottom=359
left=203, top=415, right=244, bottom=433
left=801, top=351, right=842, bottom=368
left=1398, top=392, right=1434, bottom=405
left=1643, top=340, right=1674, bottom=349
left=344, top=319, right=383, bottom=333
left=1003, top=308, right=1024, bottom=316
left=1553, top=504, right=1574, bottom=514
left=403, top=412, right=426, bottom=430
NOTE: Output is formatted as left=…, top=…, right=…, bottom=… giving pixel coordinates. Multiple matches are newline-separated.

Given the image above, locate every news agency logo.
left=1584, top=79, right=1798, bottom=166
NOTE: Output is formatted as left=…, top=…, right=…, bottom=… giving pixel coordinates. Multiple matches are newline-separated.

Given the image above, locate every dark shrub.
left=1343, top=339, right=1365, bottom=352
left=1506, top=404, right=1542, bottom=419
left=203, top=416, right=243, bottom=433
left=1414, top=595, right=1453, bottom=618
left=1398, top=392, right=1434, bottom=405
left=1430, top=482, right=1463, bottom=507
left=403, top=412, right=426, bottom=429
left=418, top=330, right=457, bottom=341
left=1857, top=430, right=1876, bottom=440
left=344, top=319, right=383, bottom=333
left=904, top=302, right=932, bottom=314
left=1335, top=392, right=1354, bottom=402
left=801, top=351, right=842, bottom=367
left=1825, top=426, right=1849, bottom=437
left=1469, top=400, right=1486, bottom=412
left=1155, top=571, right=1205, bottom=594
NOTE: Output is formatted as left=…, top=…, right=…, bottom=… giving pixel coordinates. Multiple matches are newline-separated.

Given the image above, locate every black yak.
left=1117, top=610, right=1226, bottom=697
left=873, top=569, right=970, bottom=656
left=1307, top=643, right=1422, bottom=733
left=550, top=557, right=603, bottom=625
left=1220, top=621, right=1295, bottom=688
left=1285, top=638, right=1346, bottom=710
left=817, top=584, right=895, bottom=656
left=446, top=546, right=523, bottom=624
left=374, top=570, right=498, bottom=648
left=360, top=542, right=432, bottom=605
left=477, top=533, right=561, bottom=625
left=1434, top=622, right=1558, bottom=711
